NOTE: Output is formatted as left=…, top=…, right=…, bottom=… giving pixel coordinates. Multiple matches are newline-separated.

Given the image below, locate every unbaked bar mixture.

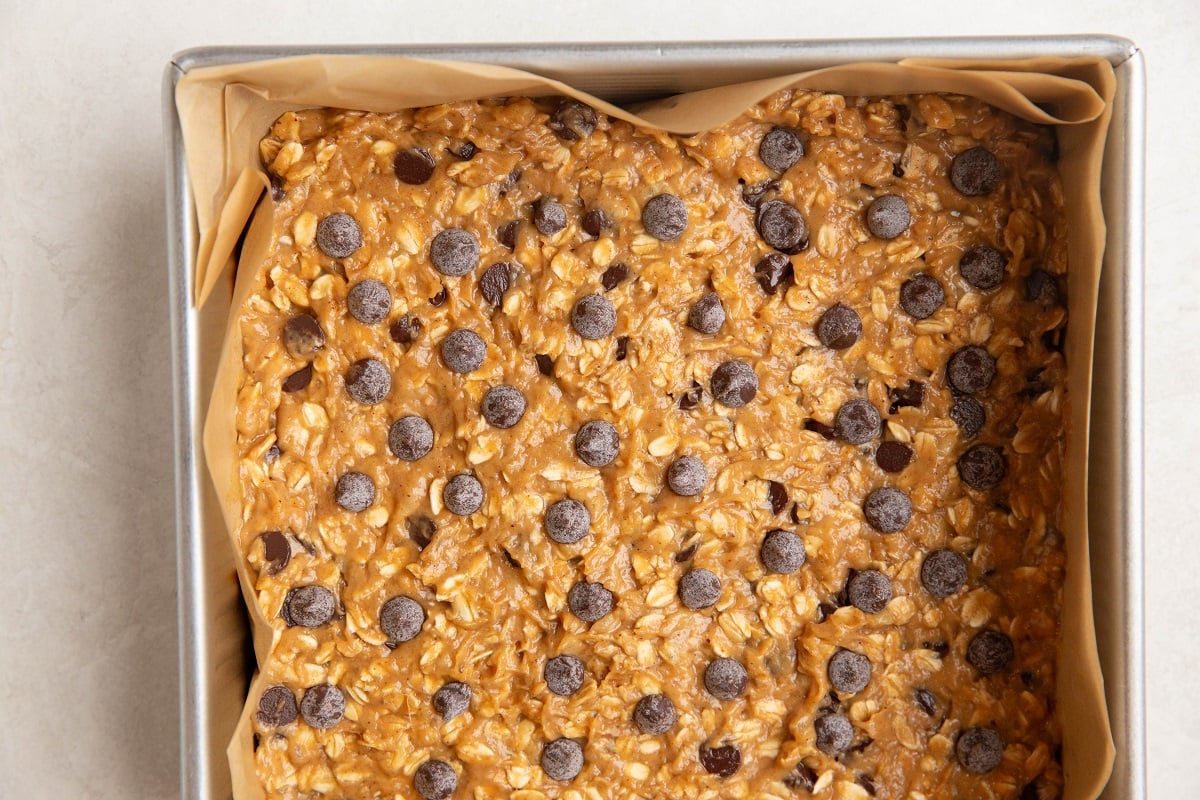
left=237, top=89, right=1068, bottom=800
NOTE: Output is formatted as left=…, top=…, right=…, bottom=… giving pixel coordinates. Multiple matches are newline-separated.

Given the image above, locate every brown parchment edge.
left=181, top=54, right=1116, bottom=800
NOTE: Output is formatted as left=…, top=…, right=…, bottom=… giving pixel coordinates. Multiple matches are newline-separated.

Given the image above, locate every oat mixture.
left=237, top=89, right=1068, bottom=800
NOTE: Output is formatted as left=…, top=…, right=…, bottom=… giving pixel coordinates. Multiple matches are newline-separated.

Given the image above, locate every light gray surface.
left=0, top=2, right=1193, bottom=799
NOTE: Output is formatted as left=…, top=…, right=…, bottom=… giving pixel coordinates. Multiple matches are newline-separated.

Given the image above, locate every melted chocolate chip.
left=257, top=685, right=297, bottom=727
left=548, top=101, right=597, bottom=141
left=804, top=419, right=837, bottom=440
left=847, top=570, right=892, bottom=614
left=817, top=303, right=862, bottom=349
left=914, top=688, right=937, bottom=715
left=394, top=148, right=436, bottom=185
left=761, top=529, right=806, bottom=574
left=866, top=194, right=911, bottom=239
left=756, top=199, right=807, bottom=252
left=389, top=416, right=434, bottom=461
left=921, top=549, right=968, bottom=597
left=567, top=580, right=614, bottom=623
left=269, top=173, right=285, bottom=201
left=828, top=649, right=872, bottom=693
left=863, top=487, right=912, bottom=533
left=688, top=292, right=726, bottom=334
left=642, top=193, right=688, bottom=241
left=443, top=473, right=484, bottom=516
left=414, top=760, right=457, bottom=800
left=784, top=763, right=818, bottom=792
left=283, top=314, right=326, bottom=359
left=699, top=744, right=742, bottom=777
left=345, top=358, right=391, bottom=405
left=497, top=220, right=520, bottom=250
left=958, top=444, right=1007, bottom=490
left=432, top=682, right=471, bottom=721
left=675, top=542, right=698, bottom=563
left=481, top=385, right=526, bottom=429
left=634, top=694, right=676, bottom=735
left=448, top=140, right=476, bottom=161
left=760, top=127, right=805, bottom=172
left=678, top=381, right=703, bottom=410
left=960, top=246, right=1007, bottom=290
left=571, top=293, right=617, bottom=339
left=858, top=775, right=877, bottom=796
left=947, top=346, right=996, bottom=394
left=582, top=207, right=609, bottom=237
left=430, top=286, right=448, bottom=306
left=834, top=399, right=881, bottom=445
left=704, top=658, right=748, bottom=700
left=380, top=595, right=425, bottom=643
left=545, top=498, right=591, bottom=545
left=335, top=471, right=375, bottom=512
left=282, top=364, right=312, bottom=393
left=667, top=456, right=709, bottom=497
left=711, top=360, right=758, bottom=407
left=601, top=262, right=630, bottom=291
left=887, top=380, right=925, bottom=413
left=768, top=481, right=789, bottom=515
left=300, top=684, right=345, bottom=729
left=742, top=178, right=781, bottom=207
left=390, top=314, right=422, bottom=345
left=957, top=727, right=1005, bottom=773
left=900, top=273, right=945, bottom=319
left=535, top=353, right=555, bottom=376
left=479, top=262, right=513, bottom=307
left=754, top=252, right=793, bottom=294
left=875, top=441, right=914, bottom=473
left=406, top=514, right=436, bottom=550
left=430, top=228, right=480, bottom=276
left=533, top=197, right=567, bottom=236
left=545, top=655, right=586, bottom=696
left=260, top=531, right=291, bottom=574
left=347, top=279, right=392, bottom=324
left=575, top=420, right=619, bottom=467
left=950, top=397, right=986, bottom=438
left=679, top=568, right=722, bottom=610
left=951, top=147, right=1001, bottom=196
left=315, top=213, right=362, bottom=259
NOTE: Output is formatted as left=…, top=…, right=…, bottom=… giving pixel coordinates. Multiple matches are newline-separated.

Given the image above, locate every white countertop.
left=0, top=1, right=1190, bottom=797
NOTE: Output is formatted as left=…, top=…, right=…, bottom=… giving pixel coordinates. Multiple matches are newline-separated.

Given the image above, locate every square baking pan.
left=164, top=36, right=1145, bottom=800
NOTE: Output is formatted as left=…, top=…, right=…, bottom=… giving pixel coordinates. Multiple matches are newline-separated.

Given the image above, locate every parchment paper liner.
left=177, top=53, right=1116, bottom=800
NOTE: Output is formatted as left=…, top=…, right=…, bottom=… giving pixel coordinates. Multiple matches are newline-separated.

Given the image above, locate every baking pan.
left=164, top=36, right=1145, bottom=800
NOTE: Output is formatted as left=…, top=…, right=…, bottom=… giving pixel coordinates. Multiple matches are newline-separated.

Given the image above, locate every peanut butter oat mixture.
left=238, top=90, right=1068, bottom=800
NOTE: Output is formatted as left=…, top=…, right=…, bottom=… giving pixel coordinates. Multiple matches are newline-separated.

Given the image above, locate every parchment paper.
left=179, top=53, right=1116, bottom=800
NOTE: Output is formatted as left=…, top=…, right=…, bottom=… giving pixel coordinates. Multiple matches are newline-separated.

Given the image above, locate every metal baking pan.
left=164, top=37, right=1145, bottom=800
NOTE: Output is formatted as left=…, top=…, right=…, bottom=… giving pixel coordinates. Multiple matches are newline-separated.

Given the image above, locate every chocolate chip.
left=257, top=685, right=297, bottom=727
left=390, top=315, right=422, bottom=345
left=541, top=738, right=585, bottom=781
left=282, top=364, right=312, bottom=393
left=921, top=549, right=968, bottom=597
left=784, top=763, right=818, bottom=792
left=950, top=397, right=986, bottom=438
left=754, top=252, right=793, bottom=294
left=828, top=649, right=871, bottom=693
left=847, top=570, right=892, bottom=614
left=335, top=471, right=374, bottom=512
left=575, top=420, right=619, bottom=467
left=571, top=293, right=617, bottom=339
left=914, top=688, right=937, bottom=715
left=1026, top=269, right=1061, bottom=306
left=481, top=385, right=526, bottom=429
left=756, top=199, right=807, bottom=252
left=300, top=684, right=345, bottom=729
left=601, top=262, right=630, bottom=291
left=817, top=304, right=862, bottom=349
left=315, top=213, right=362, bottom=259
left=679, top=568, right=721, bottom=610
left=678, top=381, right=703, bottom=410
left=760, top=127, right=805, bottom=172
left=968, top=630, right=1014, bottom=674
left=582, top=207, right=609, bottom=237
left=430, top=286, right=448, bottom=306
left=533, top=197, right=567, bottom=235
left=283, top=314, right=326, bottom=359
left=688, top=292, right=726, bottom=334
left=347, top=280, right=392, bottom=324
left=430, top=228, right=480, bottom=276
left=834, top=399, right=881, bottom=445
left=394, top=148, right=436, bottom=185
left=858, top=775, right=877, bottom=796
left=951, top=147, right=1001, bottom=196
left=888, top=380, right=925, bottom=413
left=742, top=178, right=781, bottom=207
left=389, top=416, right=434, bottom=461
left=441, top=329, right=486, bottom=374
left=641, top=193, right=688, bottom=241
left=947, top=346, right=996, bottom=394
left=380, top=595, right=425, bottom=643
left=875, top=441, right=914, bottom=473
left=814, top=712, right=854, bottom=755
left=900, top=273, right=945, bottom=319
left=479, top=262, right=513, bottom=308
left=548, top=101, right=597, bottom=141
left=959, top=246, right=1007, bottom=290
left=567, top=580, right=614, bottom=622
left=265, top=444, right=281, bottom=464
left=675, top=542, right=699, bottom=563
left=704, top=657, right=748, bottom=700
left=260, top=531, right=291, bottom=574
left=345, top=358, right=391, bottom=405
left=711, top=360, right=758, bottom=407
left=545, top=655, right=586, bottom=696
left=414, top=760, right=457, bottom=800
left=958, top=444, right=1007, bottom=490
left=432, top=682, right=471, bottom=721
left=667, top=456, right=709, bottom=497
left=444, top=473, right=484, bottom=516
left=535, top=354, right=554, bottom=376
left=957, top=727, right=1004, bottom=773
left=406, top=514, right=436, bottom=549
left=863, top=487, right=912, bottom=533
left=866, top=194, right=911, bottom=239
left=448, top=140, right=476, bottom=161
left=269, top=173, right=285, bottom=201
left=497, top=220, right=520, bottom=250
left=633, top=694, right=676, bottom=734
left=768, top=481, right=789, bottom=515
left=761, top=529, right=805, bottom=574
left=615, top=336, right=629, bottom=361
left=923, top=640, right=950, bottom=656
left=545, top=499, right=590, bottom=545
left=805, top=419, right=837, bottom=440
left=699, top=744, right=742, bottom=777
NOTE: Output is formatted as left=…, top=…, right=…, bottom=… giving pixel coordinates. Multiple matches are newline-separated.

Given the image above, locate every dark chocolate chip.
left=441, top=329, right=486, bottom=374
left=951, top=147, right=1001, bottom=196
left=754, top=252, right=793, bottom=294
left=756, top=199, right=807, bottom=253
left=282, top=364, right=312, bottom=393
left=784, top=763, right=818, bottom=792
left=414, top=759, right=457, bottom=800
left=642, top=193, right=688, bottom=241
left=875, top=441, right=914, bottom=473
left=394, top=148, right=436, bottom=185
left=633, top=694, right=676, bottom=735
left=615, top=336, right=629, bottom=361
left=533, top=197, right=567, bottom=236
left=500, top=548, right=521, bottom=570
left=742, top=178, right=781, bottom=207
left=678, top=381, right=703, bottom=410
left=481, top=385, right=526, bottom=429
left=261, top=531, right=291, bottom=574
left=315, top=213, right=363, bottom=259
left=957, top=727, right=1004, bottom=773
left=847, top=570, right=892, bottom=614
left=444, top=473, right=484, bottom=516
left=345, top=358, right=391, bottom=405
left=968, top=630, right=1014, bottom=674
left=828, top=649, right=872, bottom=693
left=535, top=353, right=555, bottom=376
left=497, top=220, right=520, bottom=251
left=947, top=346, right=996, bottom=394
left=704, top=657, right=749, bottom=700
left=814, top=712, right=854, bottom=755
left=815, top=601, right=838, bottom=622
left=688, top=292, right=726, bottom=334
left=432, top=682, right=471, bottom=721
left=541, top=738, right=585, bottom=781
left=950, top=397, right=986, bottom=438
left=430, top=228, right=480, bottom=276
left=761, top=529, right=806, bottom=574
left=866, top=194, right=911, bottom=239
left=804, top=419, right=837, bottom=440
left=257, top=685, right=297, bottom=727
left=575, top=420, right=619, bottom=467
left=759, top=127, right=805, bottom=172
left=1025, top=269, right=1061, bottom=306
left=923, top=640, right=950, bottom=656
left=479, top=262, right=513, bottom=308
left=548, top=101, right=597, bottom=141
left=960, top=246, right=1007, bottom=290
left=921, top=549, right=968, bottom=598
left=380, top=595, right=425, bottom=643
left=817, top=304, right=862, bottom=349
left=768, top=481, right=789, bottom=515
left=834, top=399, right=881, bottom=445
left=711, top=360, right=758, bottom=407
left=900, top=273, right=945, bottom=319
left=863, top=487, right=912, bottom=533
left=679, top=568, right=722, bottom=610
left=667, top=456, right=709, bottom=497
left=335, top=471, right=375, bottom=512
left=858, top=775, right=877, bottom=796
left=699, top=744, right=742, bottom=777
left=958, top=444, right=1007, bottom=490
left=567, top=580, right=614, bottom=623
left=914, top=688, right=937, bottom=715
left=284, top=314, right=326, bottom=359
left=571, top=293, right=617, bottom=339
left=545, top=499, right=591, bottom=544
left=388, top=416, right=434, bottom=461
left=406, top=514, right=436, bottom=550
left=888, top=380, right=926, bottom=413
left=675, top=542, right=698, bottom=563
left=545, top=655, right=586, bottom=696
left=449, top=140, right=476, bottom=160
left=347, top=279, right=392, bottom=324
left=582, top=208, right=609, bottom=237
left=300, top=684, right=345, bottom=729
left=430, top=286, right=448, bottom=306
left=390, top=315, right=422, bottom=344
left=269, top=173, right=285, bottom=201
left=601, top=262, right=631, bottom=291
